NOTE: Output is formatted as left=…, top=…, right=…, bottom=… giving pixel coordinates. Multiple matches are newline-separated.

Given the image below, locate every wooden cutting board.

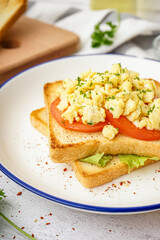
left=0, top=16, right=79, bottom=85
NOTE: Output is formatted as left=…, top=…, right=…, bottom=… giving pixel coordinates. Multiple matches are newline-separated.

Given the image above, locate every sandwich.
left=31, top=107, right=159, bottom=188
left=30, top=63, right=160, bottom=188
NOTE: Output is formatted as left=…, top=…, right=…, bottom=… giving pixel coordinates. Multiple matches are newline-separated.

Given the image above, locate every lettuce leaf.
left=80, top=153, right=159, bottom=170
left=118, top=154, right=159, bottom=173
left=81, top=153, right=112, bottom=167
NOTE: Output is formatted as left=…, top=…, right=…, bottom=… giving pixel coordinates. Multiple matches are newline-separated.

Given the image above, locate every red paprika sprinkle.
left=17, top=192, right=22, bottom=196
left=46, top=223, right=50, bottom=225
left=40, top=217, right=44, bottom=219
left=72, top=228, right=75, bottom=231
left=63, top=168, right=67, bottom=172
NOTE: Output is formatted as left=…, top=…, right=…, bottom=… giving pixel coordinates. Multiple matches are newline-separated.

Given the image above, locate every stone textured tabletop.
left=1, top=173, right=160, bottom=240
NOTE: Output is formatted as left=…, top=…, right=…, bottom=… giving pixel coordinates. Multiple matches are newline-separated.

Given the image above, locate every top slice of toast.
left=44, top=80, right=160, bottom=163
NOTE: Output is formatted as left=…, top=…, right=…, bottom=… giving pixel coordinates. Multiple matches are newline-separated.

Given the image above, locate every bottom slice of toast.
left=30, top=108, right=158, bottom=188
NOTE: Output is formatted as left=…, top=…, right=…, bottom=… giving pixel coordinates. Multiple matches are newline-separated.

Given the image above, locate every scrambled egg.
left=102, top=125, right=119, bottom=140
left=56, top=63, right=160, bottom=139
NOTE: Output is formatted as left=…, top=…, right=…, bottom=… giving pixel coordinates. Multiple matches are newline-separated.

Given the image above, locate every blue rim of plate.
left=0, top=53, right=160, bottom=214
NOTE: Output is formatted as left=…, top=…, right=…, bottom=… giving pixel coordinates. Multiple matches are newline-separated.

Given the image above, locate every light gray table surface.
left=1, top=172, right=160, bottom=240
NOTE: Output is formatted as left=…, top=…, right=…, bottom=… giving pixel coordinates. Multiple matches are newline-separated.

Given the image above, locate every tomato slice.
left=50, top=98, right=109, bottom=133
left=105, top=110, right=160, bottom=141
left=50, top=98, right=160, bottom=140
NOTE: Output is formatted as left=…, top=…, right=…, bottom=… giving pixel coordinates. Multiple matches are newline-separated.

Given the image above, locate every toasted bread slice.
left=30, top=107, right=158, bottom=188
left=43, top=80, right=160, bottom=163
left=30, top=107, right=49, bottom=137
left=0, top=0, right=27, bottom=39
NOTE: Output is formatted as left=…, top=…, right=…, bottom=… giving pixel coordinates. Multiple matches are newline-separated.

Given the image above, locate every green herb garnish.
left=77, top=76, right=81, bottom=86
left=107, top=96, right=115, bottom=101
left=87, top=122, right=93, bottom=125
left=91, top=12, right=120, bottom=48
left=137, top=94, right=142, bottom=100
left=77, top=77, right=85, bottom=87
left=139, top=89, right=152, bottom=94
left=134, top=77, right=140, bottom=80
left=147, top=104, right=155, bottom=116
left=0, top=189, right=6, bottom=200
left=110, top=107, right=114, bottom=111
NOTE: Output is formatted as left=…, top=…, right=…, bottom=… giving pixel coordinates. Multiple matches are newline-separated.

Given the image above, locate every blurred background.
left=91, top=0, right=160, bottom=22
left=1, top=0, right=160, bottom=84
left=28, top=0, right=160, bottom=22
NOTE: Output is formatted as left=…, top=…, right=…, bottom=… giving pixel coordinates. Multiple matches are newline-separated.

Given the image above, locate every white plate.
left=1, top=54, right=160, bottom=214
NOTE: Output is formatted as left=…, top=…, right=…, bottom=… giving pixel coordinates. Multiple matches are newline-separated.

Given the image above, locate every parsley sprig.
left=91, top=12, right=120, bottom=48
left=0, top=189, right=37, bottom=240
left=0, top=189, right=6, bottom=200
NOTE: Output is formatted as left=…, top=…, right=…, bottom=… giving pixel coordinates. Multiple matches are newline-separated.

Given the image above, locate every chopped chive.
left=107, top=96, right=115, bottom=101
left=147, top=104, right=155, bottom=116
left=134, top=77, right=140, bottom=80
left=87, top=122, right=93, bottom=125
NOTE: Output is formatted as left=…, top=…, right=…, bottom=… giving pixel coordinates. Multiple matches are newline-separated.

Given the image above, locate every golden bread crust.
left=30, top=107, right=49, bottom=137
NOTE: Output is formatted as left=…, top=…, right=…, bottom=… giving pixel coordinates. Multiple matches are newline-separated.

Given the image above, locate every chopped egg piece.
left=82, top=106, right=106, bottom=125
left=102, top=125, right=119, bottom=140
left=62, top=105, right=78, bottom=124
left=123, top=99, right=136, bottom=115
left=105, top=99, right=124, bottom=118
